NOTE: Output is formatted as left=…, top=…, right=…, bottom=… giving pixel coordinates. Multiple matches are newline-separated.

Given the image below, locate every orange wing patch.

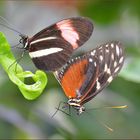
left=61, top=59, right=88, bottom=98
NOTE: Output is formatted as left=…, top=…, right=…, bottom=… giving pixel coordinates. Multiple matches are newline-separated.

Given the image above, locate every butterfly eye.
left=19, top=38, right=23, bottom=44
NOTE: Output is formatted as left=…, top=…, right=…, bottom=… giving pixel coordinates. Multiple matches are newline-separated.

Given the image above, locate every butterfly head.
left=19, top=34, right=29, bottom=49
left=68, top=98, right=85, bottom=115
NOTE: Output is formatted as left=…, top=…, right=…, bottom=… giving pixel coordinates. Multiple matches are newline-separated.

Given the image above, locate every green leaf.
left=0, top=32, right=47, bottom=100
left=125, top=45, right=140, bottom=57
left=79, top=0, right=123, bottom=25
left=120, top=57, right=140, bottom=83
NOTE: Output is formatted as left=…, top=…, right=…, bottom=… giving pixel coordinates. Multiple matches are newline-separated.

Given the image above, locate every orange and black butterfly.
left=54, top=41, right=124, bottom=115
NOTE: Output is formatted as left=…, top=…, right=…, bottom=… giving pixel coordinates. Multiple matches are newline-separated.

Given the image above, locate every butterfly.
left=54, top=41, right=125, bottom=115
left=19, top=17, right=93, bottom=72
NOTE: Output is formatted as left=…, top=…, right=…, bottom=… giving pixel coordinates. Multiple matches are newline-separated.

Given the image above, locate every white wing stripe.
left=29, top=48, right=63, bottom=58
left=30, top=36, right=57, bottom=45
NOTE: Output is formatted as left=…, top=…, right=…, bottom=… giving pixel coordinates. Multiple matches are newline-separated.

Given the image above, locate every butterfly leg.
left=51, top=101, right=71, bottom=118
left=8, top=49, right=26, bottom=73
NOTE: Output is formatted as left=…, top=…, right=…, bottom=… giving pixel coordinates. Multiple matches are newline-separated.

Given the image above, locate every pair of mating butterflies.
left=21, top=17, right=124, bottom=115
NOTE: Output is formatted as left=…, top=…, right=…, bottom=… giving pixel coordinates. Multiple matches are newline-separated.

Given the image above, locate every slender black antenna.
left=0, top=16, right=23, bottom=35
left=0, top=23, right=22, bottom=35
left=0, top=16, right=13, bottom=26
left=51, top=101, right=64, bottom=118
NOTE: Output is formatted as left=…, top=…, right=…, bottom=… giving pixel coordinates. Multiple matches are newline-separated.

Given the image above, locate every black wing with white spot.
left=80, top=41, right=124, bottom=105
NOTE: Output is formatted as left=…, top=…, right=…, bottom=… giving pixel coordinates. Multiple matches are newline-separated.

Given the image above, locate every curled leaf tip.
left=0, top=32, right=47, bottom=100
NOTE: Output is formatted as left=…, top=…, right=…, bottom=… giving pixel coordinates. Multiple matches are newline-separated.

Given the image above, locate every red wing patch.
left=56, top=17, right=93, bottom=50
left=61, top=58, right=88, bottom=98
left=57, top=19, right=79, bottom=49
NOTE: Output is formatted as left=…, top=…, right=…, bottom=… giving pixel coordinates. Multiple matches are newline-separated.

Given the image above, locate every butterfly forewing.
left=28, top=17, right=93, bottom=71
left=81, top=41, right=124, bottom=105
left=29, top=38, right=73, bottom=71
left=30, top=17, right=93, bottom=49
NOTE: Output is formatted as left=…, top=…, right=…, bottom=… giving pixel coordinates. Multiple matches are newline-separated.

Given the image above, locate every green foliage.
left=119, top=46, right=140, bottom=83
left=80, top=0, right=140, bottom=25
left=120, top=57, right=140, bottom=83
left=0, top=32, right=47, bottom=100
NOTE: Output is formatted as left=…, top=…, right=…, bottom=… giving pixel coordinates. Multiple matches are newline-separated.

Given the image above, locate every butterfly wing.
left=80, top=41, right=125, bottom=105
left=55, top=41, right=124, bottom=105
left=28, top=17, right=93, bottom=71
left=54, top=55, right=99, bottom=99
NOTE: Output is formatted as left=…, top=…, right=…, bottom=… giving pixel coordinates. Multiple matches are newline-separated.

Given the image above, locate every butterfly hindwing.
left=55, top=56, right=89, bottom=98
left=54, top=54, right=99, bottom=99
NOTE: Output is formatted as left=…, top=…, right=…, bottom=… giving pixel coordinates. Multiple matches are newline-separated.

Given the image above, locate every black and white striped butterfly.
left=20, top=17, right=93, bottom=72
left=54, top=41, right=124, bottom=115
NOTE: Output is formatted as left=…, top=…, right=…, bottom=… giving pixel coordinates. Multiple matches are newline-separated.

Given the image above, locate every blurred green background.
left=0, top=0, right=140, bottom=139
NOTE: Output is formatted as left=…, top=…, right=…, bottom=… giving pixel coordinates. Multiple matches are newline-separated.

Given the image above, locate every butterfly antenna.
left=85, top=105, right=127, bottom=132
left=87, top=105, right=128, bottom=111
left=85, top=110, right=114, bottom=132
left=0, top=16, right=23, bottom=35
left=51, top=107, right=60, bottom=118
left=0, top=16, right=13, bottom=26
left=51, top=101, right=63, bottom=118
left=103, top=105, right=127, bottom=109
left=98, top=119, right=114, bottom=132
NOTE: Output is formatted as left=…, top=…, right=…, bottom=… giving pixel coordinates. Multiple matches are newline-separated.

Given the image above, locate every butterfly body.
left=20, top=17, right=93, bottom=72
left=54, top=41, right=125, bottom=115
